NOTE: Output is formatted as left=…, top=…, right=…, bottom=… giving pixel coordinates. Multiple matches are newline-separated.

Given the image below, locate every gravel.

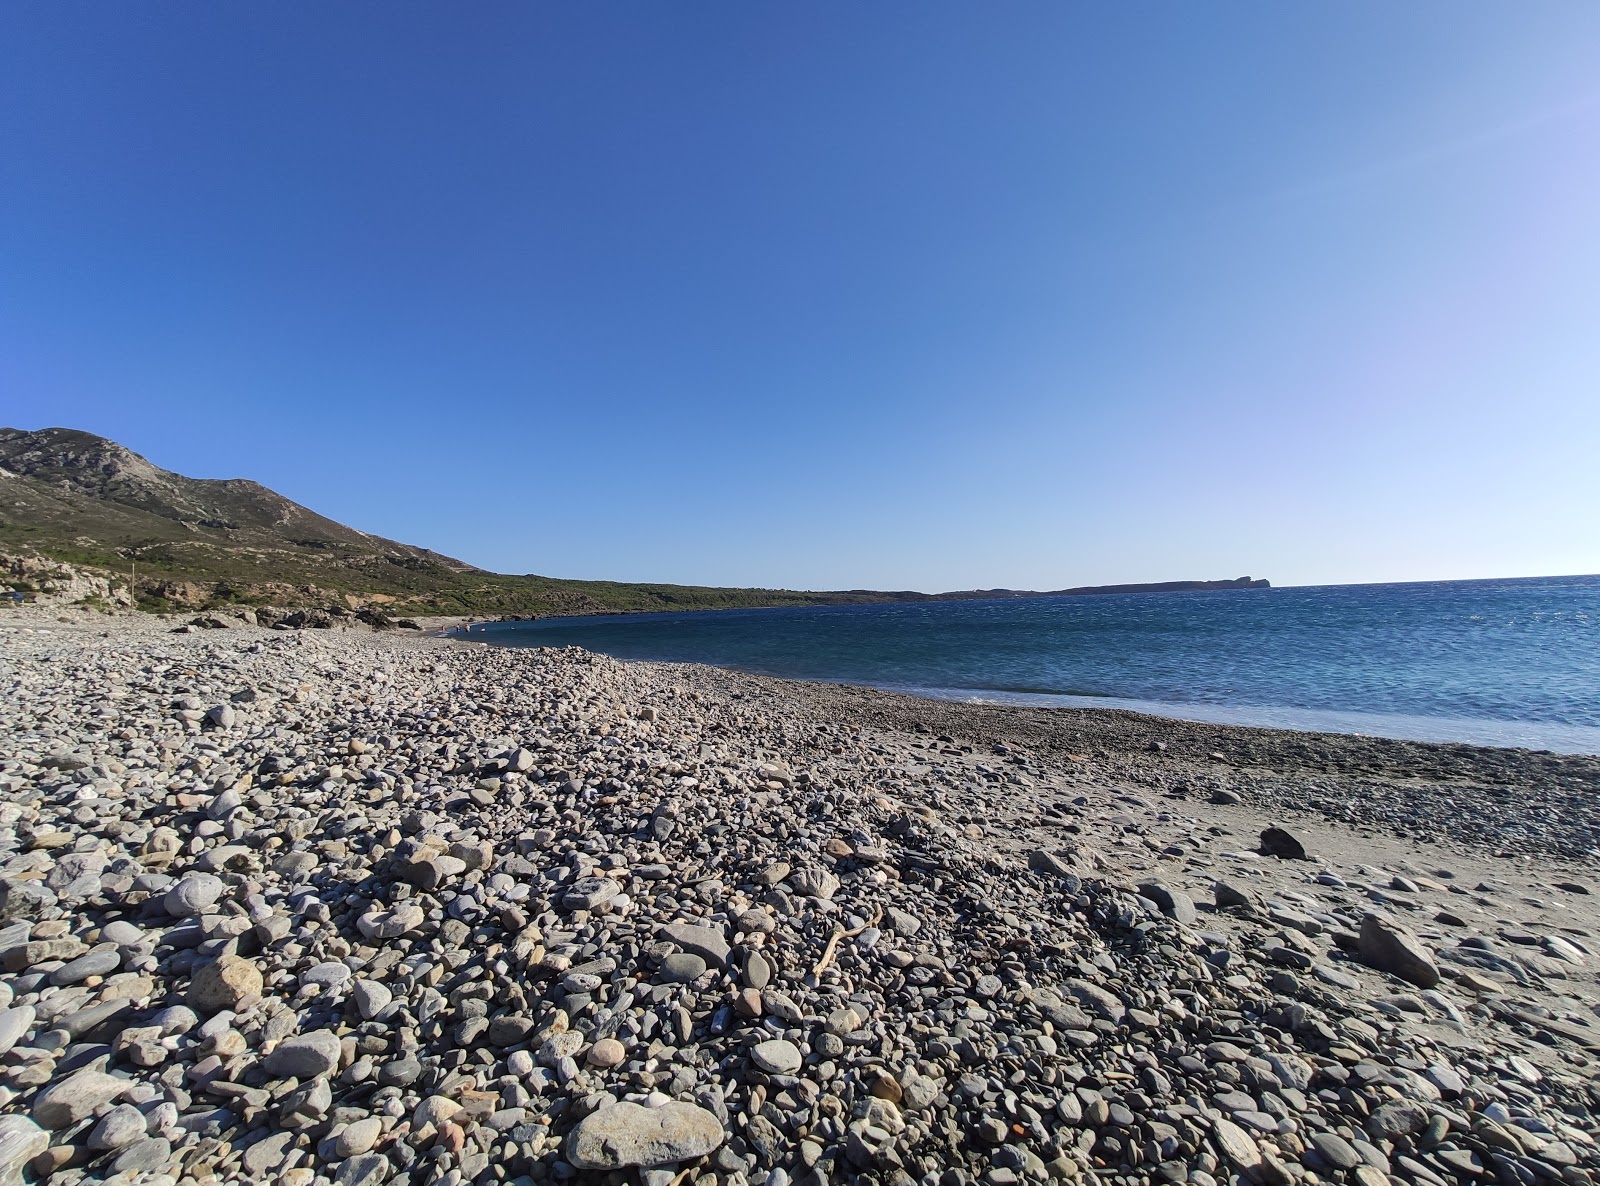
left=0, top=614, right=1596, bottom=1186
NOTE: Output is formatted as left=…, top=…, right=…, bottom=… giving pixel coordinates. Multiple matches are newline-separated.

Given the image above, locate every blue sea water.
left=466, top=575, right=1600, bottom=754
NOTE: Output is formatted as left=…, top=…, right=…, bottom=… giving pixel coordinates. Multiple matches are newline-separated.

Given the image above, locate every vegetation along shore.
left=0, top=427, right=1265, bottom=624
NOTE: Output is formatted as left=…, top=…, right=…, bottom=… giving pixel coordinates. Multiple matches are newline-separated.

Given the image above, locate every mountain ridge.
left=0, top=426, right=1267, bottom=616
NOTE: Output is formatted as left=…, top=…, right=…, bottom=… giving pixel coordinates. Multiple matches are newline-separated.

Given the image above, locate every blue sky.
left=4, top=4, right=1598, bottom=591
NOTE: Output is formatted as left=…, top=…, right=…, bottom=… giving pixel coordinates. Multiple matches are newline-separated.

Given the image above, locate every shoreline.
left=616, top=656, right=1600, bottom=864
left=462, top=585, right=1600, bottom=760
left=467, top=627, right=1600, bottom=763
left=1, top=613, right=1596, bottom=1184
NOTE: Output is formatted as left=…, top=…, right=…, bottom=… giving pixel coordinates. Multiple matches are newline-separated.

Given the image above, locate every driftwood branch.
left=811, top=905, right=884, bottom=978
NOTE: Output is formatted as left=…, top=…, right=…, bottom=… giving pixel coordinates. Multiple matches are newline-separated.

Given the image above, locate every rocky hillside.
left=0, top=428, right=1270, bottom=621
left=0, top=428, right=456, bottom=559
left=0, top=429, right=895, bottom=618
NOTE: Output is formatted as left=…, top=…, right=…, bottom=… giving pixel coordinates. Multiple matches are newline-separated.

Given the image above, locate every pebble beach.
left=1, top=612, right=1597, bottom=1186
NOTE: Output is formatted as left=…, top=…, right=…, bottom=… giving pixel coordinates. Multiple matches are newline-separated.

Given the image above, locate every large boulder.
left=1259, top=827, right=1308, bottom=860
left=1358, top=913, right=1439, bottom=988
left=566, top=1100, right=725, bottom=1169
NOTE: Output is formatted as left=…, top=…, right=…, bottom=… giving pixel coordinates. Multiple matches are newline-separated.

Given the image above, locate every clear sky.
left=4, top=4, right=1598, bottom=591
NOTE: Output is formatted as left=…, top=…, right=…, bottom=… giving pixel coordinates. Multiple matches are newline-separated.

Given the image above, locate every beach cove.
left=0, top=609, right=1596, bottom=1184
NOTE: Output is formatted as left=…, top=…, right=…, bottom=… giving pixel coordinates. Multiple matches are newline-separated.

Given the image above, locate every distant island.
left=927, top=577, right=1269, bottom=599
left=0, top=426, right=1266, bottom=620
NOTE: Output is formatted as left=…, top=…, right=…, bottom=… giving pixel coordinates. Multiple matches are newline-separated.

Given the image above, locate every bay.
left=469, top=574, right=1600, bottom=754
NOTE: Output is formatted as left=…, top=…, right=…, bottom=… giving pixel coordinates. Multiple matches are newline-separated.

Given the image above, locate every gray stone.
left=335, top=1153, right=391, bottom=1186
left=1214, top=881, right=1256, bottom=911
left=49, top=942, right=120, bottom=985
left=335, top=1116, right=384, bottom=1158
left=487, top=1015, right=535, bottom=1046
left=379, top=1055, right=422, bottom=1087
left=264, top=1028, right=342, bottom=1079
left=1358, top=913, right=1439, bottom=988
left=659, top=952, right=707, bottom=982
left=742, top=949, right=775, bottom=990
left=100, top=920, right=145, bottom=946
left=301, top=961, right=352, bottom=991
left=62, top=997, right=133, bottom=1040
left=352, top=979, right=392, bottom=1019
left=751, top=1039, right=803, bottom=1074
left=566, top=1100, right=726, bottom=1169
left=1210, top=1117, right=1261, bottom=1177
left=1259, top=827, right=1308, bottom=860
left=111, top=1137, right=174, bottom=1176
left=883, top=907, right=921, bottom=936
left=1309, top=1132, right=1362, bottom=1171
left=1028, top=850, right=1077, bottom=878
left=46, top=851, right=107, bottom=901
left=659, top=921, right=730, bottom=968
left=88, top=1104, right=148, bottom=1151
left=243, top=1130, right=295, bottom=1175
left=562, top=876, right=621, bottom=911
left=0, top=879, right=56, bottom=921
left=0, top=1006, right=34, bottom=1056
left=1367, top=1101, right=1429, bottom=1140
left=164, top=872, right=225, bottom=917
left=399, top=854, right=465, bottom=890
left=1140, top=882, right=1198, bottom=925
left=1424, top=1061, right=1465, bottom=1097
left=788, top=867, right=840, bottom=899
left=33, top=1068, right=131, bottom=1129
left=1063, top=978, right=1126, bottom=1023
left=0, top=1116, right=48, bottom=1186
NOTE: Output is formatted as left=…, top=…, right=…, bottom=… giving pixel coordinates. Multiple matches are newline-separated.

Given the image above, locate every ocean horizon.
left=466, top=573, right=1600, bottom=755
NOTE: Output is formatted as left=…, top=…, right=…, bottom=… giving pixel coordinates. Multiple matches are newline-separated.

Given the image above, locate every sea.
left=464, top=575, right=1600, bottom=754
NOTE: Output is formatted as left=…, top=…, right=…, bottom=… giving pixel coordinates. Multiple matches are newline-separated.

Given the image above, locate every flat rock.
left=751, top=1038, right=803, bottom=1074
left=87, top=1103, right=147, bottom=1151
left=1063, top=978, right=1126, bottom=1023
left=566, top=1100, right=726, bottom=1169
left=0, top=1115, right=49, bottom=1186
left=1211, top=1117, right=1262, bottom=1176
left=659, top=922, right=730, bottom=968
left=110, top=1137, right=173, bottom=1176
left=352, top=978, right=393, bottom=1019
left=562, top=876, right=621, bottom=911
left=1309, top=1131, right=1362, bottom=1170
left=658, top=952, right=707, bottom=982
left=1140, top=881, right=1197, bottom=925
left=0, top=1006, right=34, bottom=1056
left=33, top=1068, right=131, bottom=1129
left=1358, top=913, right=1439, bottom=988
left=1028, top=849, right=1076, bottom=877
left=335, top=1152, right=391, bottom=1186
left=264, top=1029, right=343, bottom=1079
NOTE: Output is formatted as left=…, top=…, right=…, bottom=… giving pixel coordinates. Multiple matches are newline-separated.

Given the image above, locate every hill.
left=0, top=427, right=1265, bottom=618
